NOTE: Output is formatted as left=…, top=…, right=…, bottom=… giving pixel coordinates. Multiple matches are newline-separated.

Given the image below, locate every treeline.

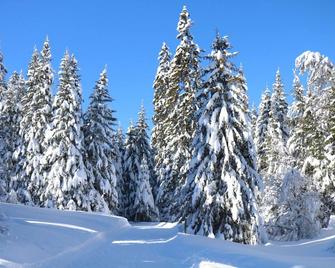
left=0, top=6, right=334, bottom=245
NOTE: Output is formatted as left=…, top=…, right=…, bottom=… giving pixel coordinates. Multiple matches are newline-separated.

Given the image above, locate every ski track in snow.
left=0, top=202, right=335, bottom=268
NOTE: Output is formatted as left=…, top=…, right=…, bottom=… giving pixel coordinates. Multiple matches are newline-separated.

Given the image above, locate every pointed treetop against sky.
left=177, top=6, right=192, bottom=39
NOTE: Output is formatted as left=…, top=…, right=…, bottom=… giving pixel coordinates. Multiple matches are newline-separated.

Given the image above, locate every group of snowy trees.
left=152, top=6, right=335, bottom=243
left=255, top=52, right=335, bottom=241
left=1, top=6, right=334, bottom=245
left=153, top=6, right=262, bottom=244
left=0, top=38, right=158, bottom=221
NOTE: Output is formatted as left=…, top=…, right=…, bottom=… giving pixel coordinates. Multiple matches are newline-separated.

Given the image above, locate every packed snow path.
left=0, top=203, right=335, bottom=267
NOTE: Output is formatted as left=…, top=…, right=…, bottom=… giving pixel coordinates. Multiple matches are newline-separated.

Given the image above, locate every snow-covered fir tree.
left=295, top=51, right=334, bottom=227
left=115, top=125, right=125, bottom=215
left=132, top=157, right=159, bottom=222
left=321, top=68, right=335, bottom=223
left=83, top=67, right=118, bottom=213
left=42, top=52, right=92, bottom=211
left=13, top=41, right=53, bottom=204
left=11, top=49, right=39, bottom=203
left=156, top=6, right=201, bottom=221
left=250, top=104, right=258, bottom=139
left=287, top=71, right=306, bottom=168
left=0, top=51, right=7, bottom=200
left=181, top=34, right=262, bottom=244
left=260, top=71, right=290, bottom=233
left=270, top=69, right=289, bottom=143
left=152, top=42, right=171, bottom=197
left=136, top=105, right=156, bottom=193
left=0, top=72, right=25, bottom=202
left=262, top=71, right=289, bottom=185
left=255, top=88, right=271, bottom=172
left=0, top=52, right=6, bottom=98
left=122, top=121, right=137, bottom=218
left=28, top=38, right=54, bottom=204
left=123, top=106, right=158, bottom=221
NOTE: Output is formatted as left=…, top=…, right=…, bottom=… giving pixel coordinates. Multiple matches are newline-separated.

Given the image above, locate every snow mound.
left=1, top=203, right=335, bottom=267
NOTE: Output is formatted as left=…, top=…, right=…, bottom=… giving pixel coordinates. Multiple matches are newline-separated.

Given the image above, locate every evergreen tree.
left=152, top=42, right=171, bottom=197
left=0, top=52, right=6, bottom=98
left=42, top=52, right=90, bottom=210
left=12, top=49, right=38, bottom=203
left=250, top=104, right=258, bottom=139
left=287, top=71, right=306, bottom=168
left=132, top=157, right=159, bottom=222
left=322, top=69, right=335, bottom=223
left=12, top=39, right=53, bottom=205
left=157, top=6, right=201, bottom=221
left=115, top=125, right=125, bottom=215
left=28, top=38, right=54, bottom=204
left=83, top=68, right=118, bottom=213
left=136, top=105, right=155, bottom=193
left=295, top=51, right=333, bottom=227
left=123, top=106, right=157, bottom=221
left=181, top=34, right=262, bottom=244
left=122, top=122, right=137, bottom=218
left=261, top=70, right=289, bottom=197
left=0, top=72, right=25, bottom=202
left=270, top=69, right=289, bottom=143
left=0, top=51, right=7, bottom=200
left=255, top=88, right=271, bottom=172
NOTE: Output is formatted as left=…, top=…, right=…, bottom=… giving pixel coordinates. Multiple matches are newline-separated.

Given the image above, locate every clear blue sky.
left=1, top=0, right=334, bottom=129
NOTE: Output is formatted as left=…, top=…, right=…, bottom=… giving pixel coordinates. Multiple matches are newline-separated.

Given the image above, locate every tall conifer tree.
left=42, top=52, right=91, bottom=210
left=0, top=51, right=7, bottom=200
left=182, top=34, right=262, bottom=244
left=83, top=68, right=118, bottom=213
left=152, top=42, right=171, bottom=196
left=157, top=6, right=201, bottom=221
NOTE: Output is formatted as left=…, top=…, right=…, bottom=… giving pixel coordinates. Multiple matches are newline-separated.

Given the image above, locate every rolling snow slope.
left=0, top=203, right=335, bottom=267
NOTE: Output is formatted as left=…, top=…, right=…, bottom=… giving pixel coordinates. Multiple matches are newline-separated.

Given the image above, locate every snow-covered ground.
left=0, top=203, right=335, bottom=268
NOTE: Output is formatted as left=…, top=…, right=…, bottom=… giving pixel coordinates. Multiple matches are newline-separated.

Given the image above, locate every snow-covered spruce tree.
left=295, top=51, right=334, bottom=227
left=136, top=105, right=156, bottom=194
left=83, top=68, right=118, bottom=213
left=260, top=71, right=289, bottom=230
left=115, top=125, right=125, bottom=215
left=28, top=38, right=54, bottom=204
left=250, top=104, right=258, bottom=139
left=42, top=52, right=91, bottom=211
left=0, top=72, right=25, bottom=202
left=260, top=154, right=285, bottom=234
left=156, top=6, right=201, bottom=221
left=0, top=51, right=6, bottom=98
left=270, top=69, right=289, bottom=143
left=287, top=71, right=306, bottom=168
left=152, top=42, right=171, bottom=197
left=300, top=89, right=327, bottom=230
left=12, top=49, right=39, bottom=203
left=12, top=39, right=53, bottom=205
left=263, top=70, right=289, bottom=183
left=322, top=69, right=335, bottom=221
left=123, top=107, right=158, bottom=221
left=12, top=42, right=53, bottom=205
left=181, top=34, right=262, bottom=244
left=0, top=51, right=7, bottom=200
left=122, top=122, right=137, bottom=218
left=132, top=157, right=159, bottom=222
left=254, top=88, right=271, bottom=172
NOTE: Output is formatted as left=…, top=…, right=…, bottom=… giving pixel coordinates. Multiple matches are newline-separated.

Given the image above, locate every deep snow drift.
left=0, top=203, right=335, bottom=267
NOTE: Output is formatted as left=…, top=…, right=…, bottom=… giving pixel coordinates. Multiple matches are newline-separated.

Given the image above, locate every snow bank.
left=0, top=203, right=335, bottom=267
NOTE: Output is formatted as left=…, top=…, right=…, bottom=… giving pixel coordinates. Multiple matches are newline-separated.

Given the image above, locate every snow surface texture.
left=1, top=203, right=335, bottom=267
